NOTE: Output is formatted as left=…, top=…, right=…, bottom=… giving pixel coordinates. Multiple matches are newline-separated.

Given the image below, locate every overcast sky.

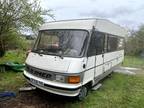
left=41, top=0, right=144, bottom=30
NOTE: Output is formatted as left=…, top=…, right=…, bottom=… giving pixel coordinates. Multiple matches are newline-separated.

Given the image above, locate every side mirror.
left=26, top=49, right=31, bottom=57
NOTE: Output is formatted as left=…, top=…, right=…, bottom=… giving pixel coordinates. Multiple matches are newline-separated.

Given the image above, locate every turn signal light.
left=68, top=76, right=80, bottom=84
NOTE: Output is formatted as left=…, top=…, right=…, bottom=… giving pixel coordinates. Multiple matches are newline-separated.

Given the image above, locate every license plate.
left=30, top=78, right=44, bottom=86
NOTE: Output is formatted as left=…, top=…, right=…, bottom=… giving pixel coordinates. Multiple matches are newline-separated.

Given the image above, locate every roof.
left=39, top=18, right=128, bottom=37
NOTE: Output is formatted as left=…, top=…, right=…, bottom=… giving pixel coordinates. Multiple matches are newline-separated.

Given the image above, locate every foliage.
left=125, top=25, right=144, bottom=55
left=0, top=0, right=54, bottom=55
left=0, top=50, right=26, bottom=64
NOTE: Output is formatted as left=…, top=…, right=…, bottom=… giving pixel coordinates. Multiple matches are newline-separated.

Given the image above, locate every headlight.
left=55, top=74, right=81, bottom=84
left=55, top=75, right=65, bottom=83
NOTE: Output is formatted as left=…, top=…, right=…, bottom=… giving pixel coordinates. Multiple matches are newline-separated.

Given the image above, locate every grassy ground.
left=0, top=50, right=26, bottom=92
left=67, top=56, right=144, bottom=108
left=0, top=51, right=144, bottom=108
left=122, top=56, right=144, bottom=69
left=0, top=72, right=26, bottom=92
left=67, top=73, right=144, bottom=108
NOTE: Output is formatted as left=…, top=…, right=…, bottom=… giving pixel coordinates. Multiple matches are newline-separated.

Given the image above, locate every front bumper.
left=23, top=70, right=81, bottom=97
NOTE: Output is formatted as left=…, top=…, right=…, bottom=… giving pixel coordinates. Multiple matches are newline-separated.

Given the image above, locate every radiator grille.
left=26, top=65, right=54, bottom=80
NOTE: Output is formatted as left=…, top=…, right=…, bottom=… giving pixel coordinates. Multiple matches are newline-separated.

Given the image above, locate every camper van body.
left=23, top=19, right=127, bottom=98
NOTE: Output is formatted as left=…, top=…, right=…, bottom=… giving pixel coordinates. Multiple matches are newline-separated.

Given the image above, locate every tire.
left=77, top=86, right=88, bottom=101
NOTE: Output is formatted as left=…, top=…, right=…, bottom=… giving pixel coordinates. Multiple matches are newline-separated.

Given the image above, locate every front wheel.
left=77, top=86, right=88, bottom=101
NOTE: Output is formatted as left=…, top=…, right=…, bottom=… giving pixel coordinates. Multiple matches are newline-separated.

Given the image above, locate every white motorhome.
left=24, top=18, right=127, bottom=100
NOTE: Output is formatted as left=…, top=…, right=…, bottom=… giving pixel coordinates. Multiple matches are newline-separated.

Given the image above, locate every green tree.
left=125, top=25, right=144, bottom=55
left=135, top=25, right=144, bottom=54
left=0, top=0, right=54, bottom=56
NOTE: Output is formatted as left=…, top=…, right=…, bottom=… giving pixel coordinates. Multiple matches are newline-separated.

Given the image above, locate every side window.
left=87, top=32, right=96, bottom=56
left=95, top=32, right=105, bottom=55
left=118, top=38, right=124, bottom=50
left=107, top=35, right=118, bottom=52
left=104, top=34, right=108, bottom=52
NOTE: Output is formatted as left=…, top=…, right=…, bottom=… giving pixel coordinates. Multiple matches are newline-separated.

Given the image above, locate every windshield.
left=32, top=30, right=88, bottom=57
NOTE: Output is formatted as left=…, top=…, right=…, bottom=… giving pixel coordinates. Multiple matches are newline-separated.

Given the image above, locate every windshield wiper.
left=52, top=53, right=63, bottom=59
left=32, top=48, right=64, bottom=59
left=50, top=48, right=64, bottom=59
left=32, top=49, right=46, bottom=56
left=58, top=50, right=64, bottom=59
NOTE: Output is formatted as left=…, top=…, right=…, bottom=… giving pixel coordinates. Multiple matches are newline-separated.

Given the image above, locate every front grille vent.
left=26, top=65, right=53, bottom=80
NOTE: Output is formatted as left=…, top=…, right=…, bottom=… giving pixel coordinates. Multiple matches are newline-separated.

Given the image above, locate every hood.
left=25, top=52, right=71, bottom=73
